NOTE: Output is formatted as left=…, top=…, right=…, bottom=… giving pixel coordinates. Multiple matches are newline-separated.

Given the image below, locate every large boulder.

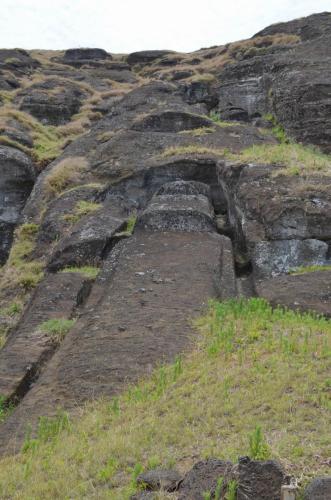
left=136, top=468, right=181, bottom=492
left=16, top=78, right=88, bottom=125
left=131, top=110, right=213, bottom=133
left=178, top=459, right=233, bottom=499
left=236, top=456, right=285, bottom=500
left=0, top=49, right=39, bottom=73
left=47, top=209, right=124, bottom=271
left=62, top=48, right=112, bottom=67
left=127, top=50, right=175, bottom=65
left=304, top=476, right=331, bottom=500
left=0, top=146, right=36, bottom=264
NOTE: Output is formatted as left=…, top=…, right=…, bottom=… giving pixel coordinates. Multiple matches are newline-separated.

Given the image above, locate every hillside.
left=0, top=11, right=330, bottom=499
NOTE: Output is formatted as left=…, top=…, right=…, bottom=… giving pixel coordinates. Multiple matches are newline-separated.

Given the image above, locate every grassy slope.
left=0, top=298, right=329, bottom=499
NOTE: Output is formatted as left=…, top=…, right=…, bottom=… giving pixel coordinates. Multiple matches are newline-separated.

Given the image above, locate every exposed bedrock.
left=15, top=78, right=88, bottom=125
left=0, top=179, right=237, bottom=452
left=0, top=272, right=92, bottom=406
left=216, top=14, right=331, bottom=151
left=0, top=146, right=36, bottom=264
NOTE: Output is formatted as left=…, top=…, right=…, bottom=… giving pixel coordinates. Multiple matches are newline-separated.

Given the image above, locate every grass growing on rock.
left=37, top=318, right=76, bottom=343
left=0, top=298, right=329, bottom=498
left=61, top=266, right=100, bottom=279
left=0, top=223, right=44, bottom=293
left=236, top=143, right=331, bottom=176
left=289, top=264, right=331, bottom=275
left=161, top=145, right=230, bottom=158
left=44, top=156, right=89, bottom=196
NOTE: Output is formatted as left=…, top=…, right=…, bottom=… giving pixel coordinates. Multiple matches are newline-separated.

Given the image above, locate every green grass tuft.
left=161, top=145, right=230, bottom=158
left=61, top=266, right=100, bottom=279
left=38, top=318, right=76, bottom=343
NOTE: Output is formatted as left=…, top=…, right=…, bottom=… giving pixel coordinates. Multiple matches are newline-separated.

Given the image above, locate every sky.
left=0, top=0, right=329, bottom=53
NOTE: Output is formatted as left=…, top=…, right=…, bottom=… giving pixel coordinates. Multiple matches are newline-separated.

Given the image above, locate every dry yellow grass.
left=44, top=156, right=89, bottom=196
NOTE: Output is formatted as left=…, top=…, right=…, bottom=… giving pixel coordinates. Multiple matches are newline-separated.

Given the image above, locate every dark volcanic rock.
left=47, top=209, right=124, bottom=271
left=16, top=78, right=88, bottom=125
left=252, top=239, right=328, bottom=279
left=0, top=146, right=36, bottom=264
left=62, top=48, right=112, bottom=67
left=131, top=110, right=213, bottom=133
left=182, top=80, right=219, bottom=110
left=254, top=11, right=331, bottom=41
left=257, top=270, right=331, bottom=316
left=178, top=459, right=233, bottom=499
left=127, top=50, right=175, bottom=65
left=236, top=456, right=285, bottom=500
left=216, top=13, right=331, bottom=151
left=0, top=49, right=39, bottom=73
left=304, top=476, right=331, bottom=500
left=136, top=468, right=181, bottom=492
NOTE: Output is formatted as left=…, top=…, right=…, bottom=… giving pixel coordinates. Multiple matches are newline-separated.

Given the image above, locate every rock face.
left=16, top=78, right=88, bottom=125
left=0, top=11, right=331, bottom=461
left=0, top=146, right=36, bottom=264
left=216, top=13, right=331, bottom=152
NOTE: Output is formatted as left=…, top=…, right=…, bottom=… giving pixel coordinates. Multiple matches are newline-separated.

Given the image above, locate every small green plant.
left=38, top=318, right=76, bottom=343
left=130, top=462, right=144, bottom=488
left=97, top=458, right=118, bottom=482
left=61, top=266, right=100, bottom=279
left=226, top=480, right=238, bottom=500
left=248, top=425, right=270, bottom=460
left=126, top=215, right=137, bottom=235
left=203, top=492, right=212, bottom=500
left=264, top=114, right=289, bottom=144
left=215, top=477, right=224, bottom=499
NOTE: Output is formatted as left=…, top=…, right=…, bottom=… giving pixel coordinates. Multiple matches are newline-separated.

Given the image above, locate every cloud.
left=0, top=0, right=329, bottom=52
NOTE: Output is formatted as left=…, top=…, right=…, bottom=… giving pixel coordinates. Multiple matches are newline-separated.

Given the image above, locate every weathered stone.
left=62, top=48, right=112, bottom=67
left=16, top=78, right=87, bottom=125
left=127, top=50, right=175, bottom=65
left=304, top=476, right=331, bottom=500
left=252, top=239, right=328, bottom=279
left=131, top=110, right=213, bottom=133
left=138, top=193, right=215, bottom=232
left=178, top=459, right=233, bottom=499
left=236, top=456, right=285, bottom=500
left=136, top=468, right=181, bottom=491
left=256, top=270, right=331, bottom=316
left=0, top=146, right=36, bottom=264
left=47, top=210, right=124, bottom=271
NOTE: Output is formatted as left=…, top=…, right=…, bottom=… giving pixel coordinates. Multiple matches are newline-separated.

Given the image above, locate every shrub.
left=248, top=425, right=270, bottom=460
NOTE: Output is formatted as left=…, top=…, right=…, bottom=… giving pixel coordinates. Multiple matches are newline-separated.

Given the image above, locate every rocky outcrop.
left=0, top=146, right=36, bottom=264
left=127, top=50, right=175, bottom=65
left=62, top=48, right=112, bottom=67
left=16, top=78, right=88, bottom=125
left=0, top=11, right=331, bottom=463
